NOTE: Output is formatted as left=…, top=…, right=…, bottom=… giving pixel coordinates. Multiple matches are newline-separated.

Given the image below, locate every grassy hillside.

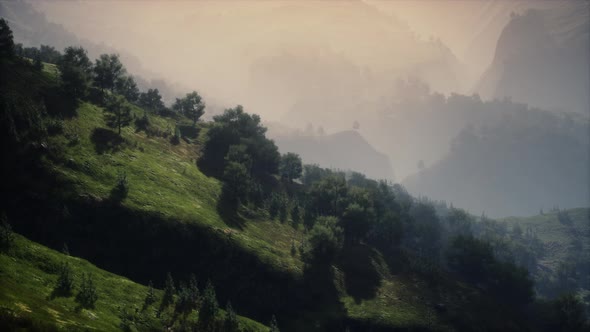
left=0, top=233, right=267, bottom=331
left=34, top=64, right=452, bottom=331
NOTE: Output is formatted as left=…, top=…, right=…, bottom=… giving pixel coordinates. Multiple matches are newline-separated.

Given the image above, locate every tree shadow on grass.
left=90, top=127, right=124, bottom=155
left=337, top=244, right=382, bottom=304
left=48, top=288, right=72, bottom=300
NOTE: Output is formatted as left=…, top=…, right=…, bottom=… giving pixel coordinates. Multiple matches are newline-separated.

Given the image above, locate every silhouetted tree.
left=104, top=95, right=133, bottom=136
left=201, top=105, right=279, bottom=178
left=269, top=315, right=280, bottom=332
left=115, top=75, right=139, bottom=102
left=340, top=203, right=372, bottom=244
left=160, top=272, right=175, bottom=309
left=173, top=91, right=205, bottom=126
left=0, top=19, right=15, bottom=58
left=0, top=213, right=14, bottom=252
left=54, top=262, right=74, bottom=296
left=94, top=53, right=126, bottom=93
left=199, top=280, right=219, bottom=330
left=291, top=204, right=301, bottom=227
left=32, top=51, right=43, bottom=71
left=76, top=273, right=98, bottom=308
left=144, top=281, right=157, bottom=307
left=280, top=153, right=302, bottom=182
left=302, top=217, right=343, bottom=264
left=58, top=46, right=93, bottom=99
left=139, top=88, right=165, bottom=114
left=224, top=302, right=239, bottom=332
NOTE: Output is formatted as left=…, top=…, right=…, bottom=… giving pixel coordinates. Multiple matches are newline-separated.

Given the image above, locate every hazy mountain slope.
left=476, top=2, right=589, bottom=114
left=272, top=130, right=394, bottom=181
left=502, top=208, right=590, bottom=271
left=501, top=208, right=590, bottom=306
left=403, top=108, right=590, bottom=218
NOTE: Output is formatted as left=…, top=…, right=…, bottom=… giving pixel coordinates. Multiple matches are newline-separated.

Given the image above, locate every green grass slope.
left=0, top=234, right=267, bottom=331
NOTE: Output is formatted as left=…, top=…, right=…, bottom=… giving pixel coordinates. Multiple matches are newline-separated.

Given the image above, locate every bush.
left=143, top=281, right=157, bottom=308
left=46, top=118, right=64, bottom=136
left=110, top=172, right=129, bottom=201
left=170, top=126, right=181, bottom=145
left=76, top=273, right=98, bottom=309
left=0, top=213, right=14, bottom=252
left=135, top=112, right=150, bottom=131
left=53, top=262, right=74, bottom=297
left=302, top=217, right=343, bottom=264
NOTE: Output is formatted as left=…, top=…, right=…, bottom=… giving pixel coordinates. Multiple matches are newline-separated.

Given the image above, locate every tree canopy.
left=173, top=91, right=205, bottom=126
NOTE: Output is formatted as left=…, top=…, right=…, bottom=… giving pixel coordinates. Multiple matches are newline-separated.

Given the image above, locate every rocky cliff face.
left=476, top=2, right=589, bottom=114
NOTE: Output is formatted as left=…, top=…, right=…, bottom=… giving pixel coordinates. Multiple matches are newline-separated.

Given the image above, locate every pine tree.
left=269, top=315, right=280, bottom=332
left=144, top=280, right=157, bottom=307
left=188, top=274, right=200, bottom=310
left=54, top=262, right=74, bottom=296
left=160, top=272, right=175, bottom=309
left=290, top=240, right=297, bottom=257
left=291, top=204, right=301, bottom=227
left=33, top=51, right=43, bottom=71
left=175, top=282, right=192, bottom=314
left=62, top=243, right=70, bottom=256
left=0, top=18, right=15, bottom=59
left=224, top=302, right=239, bottom=332
left=76, top=273, right=98, bottom=308
left=279, top=198, right=288, bottom=224
left=104, top=95, right=133, bottom=136
left=199, top=280, right=219, bottom=329
left=0, top=213, right=14, bottom=252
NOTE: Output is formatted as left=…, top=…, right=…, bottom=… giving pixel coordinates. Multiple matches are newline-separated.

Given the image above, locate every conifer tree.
left=76, top=273, right=98, bottom=308
left=269, top=315, right=280, bottom=332
left=188, top=274, right=200, bottom=310
left=144, top=280, right=157, bottom=307
left=0, top=213, right=14, bottom=252
left=104, top=95, right=133, bottom=136
left=291, top=204, right=301, bottom=227
left=160, top=272, right=175, bottom=309
left=199, top=280, right=219, bottom=329
left=224, top=301, right=239, bottom=332
left=54, top=261, right=74, bottom=296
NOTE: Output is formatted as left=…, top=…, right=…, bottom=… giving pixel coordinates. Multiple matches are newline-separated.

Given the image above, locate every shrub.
left=53, top=262, right=74, bottom=297
left=144, top=281, right=157, bottom=308
left=224, top=302, right=240, bottom=332
left=46, top=118, right=64, bottom=136
left=76, top=273, right=98, bottom=309
left=170, top=126, right=181, bottom=145
left=302, top=217, right=343, bottom=264
left=135, top=112, right=150, bottom=131
left=111, top=172, right=129, bottom=201
left=160, top=273, right=175, bottom=310
left=0, top=213, right=14, bottom=252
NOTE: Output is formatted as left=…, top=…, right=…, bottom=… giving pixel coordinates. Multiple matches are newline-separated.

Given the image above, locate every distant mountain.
left=403, top=107, right=590, bottom=218
left=270, top=129, right=394, bottom=181
left=476, top=2, right=589, bottom=114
